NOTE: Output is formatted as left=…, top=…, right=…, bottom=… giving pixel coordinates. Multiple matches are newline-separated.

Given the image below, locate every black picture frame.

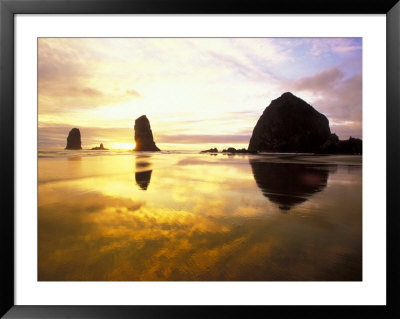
left=1, top=0, right=399, bottom=318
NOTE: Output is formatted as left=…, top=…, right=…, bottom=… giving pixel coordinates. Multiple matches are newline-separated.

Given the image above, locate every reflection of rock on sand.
left=135, top=155, right=152, bottom=190
left=135, top=170, right=152, bottom=190
left=249, top=159, right=335, bottom=211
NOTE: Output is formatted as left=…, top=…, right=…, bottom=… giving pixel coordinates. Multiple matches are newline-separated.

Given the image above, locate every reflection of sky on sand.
left=38, top=152, right=362, bottom=281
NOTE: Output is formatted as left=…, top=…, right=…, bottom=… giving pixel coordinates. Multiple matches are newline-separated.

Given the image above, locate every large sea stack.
left=133, top=115, right=160, bottom=151
left=65, top=128, right=82, bottom=150
left=248, top=92, right=331, bottom=153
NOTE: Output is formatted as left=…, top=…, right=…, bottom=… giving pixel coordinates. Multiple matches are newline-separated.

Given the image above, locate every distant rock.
left=133, top=115, right=160, bottom=152
left=91, top=143, right=108, bottom=150
left=200, top=148, right=218, bottom=153
left=65, top=128, right=82, bottom=150
left=248, top=92, right=331, bottom=153
left=320, top=134, right=362, bottom=155
left=221, top=147, right=249, bottom=154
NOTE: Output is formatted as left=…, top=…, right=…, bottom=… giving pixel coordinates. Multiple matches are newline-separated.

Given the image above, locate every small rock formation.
left=221, top=147, right=248, bottom=154
left=320, top=134, right=362, bottom=154
left=200, top=148, right=218, bottom=153
left=65, top=128, right=82, bottom=150
left=133, top=115, right=160, bottom=151
left=248, top=92, right=331, bottom=153
left=91, top=143, right=108, bottom=150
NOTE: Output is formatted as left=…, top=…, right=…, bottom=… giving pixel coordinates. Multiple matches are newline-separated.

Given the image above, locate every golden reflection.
left=38, top=153, right=362, bottom=281
left=135, top=155, right=152, bottom=190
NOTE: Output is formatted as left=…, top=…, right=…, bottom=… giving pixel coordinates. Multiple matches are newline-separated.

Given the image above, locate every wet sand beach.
left=38, top=150, right=362, bottom=281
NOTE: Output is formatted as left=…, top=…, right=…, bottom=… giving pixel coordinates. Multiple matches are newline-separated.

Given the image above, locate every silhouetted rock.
left=222, top=147, right=237, bottom=153
left=200, top=148, right=218, bottom=153
left=320, top=133, right=340, bottom=152
left=320, top=135, right=362, bottom=154
left=65, top=128, right=82, bottom=150
left=133, top=115, right=160, bottom=151
left=91, top=143, right=108, bottom=150
left=249, top=159, right=332, bottom=210
left=221, top=147, right=248, bottom=153
left=248, top=92, right=331, bottom=153
left=135, top=170, right=152, bottom=190
left=339, top=137, right=362, bottom=154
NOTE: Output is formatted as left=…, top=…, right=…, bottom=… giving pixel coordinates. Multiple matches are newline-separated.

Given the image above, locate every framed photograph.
left=1, top=0, right=399, bottom=318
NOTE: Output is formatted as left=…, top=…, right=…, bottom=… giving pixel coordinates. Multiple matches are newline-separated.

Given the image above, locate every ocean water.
left=38, top=149, right=362, bottom=281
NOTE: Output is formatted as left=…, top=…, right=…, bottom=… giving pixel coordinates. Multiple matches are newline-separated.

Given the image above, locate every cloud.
left=126, top=89, right=141, bottom=97
left=287, top=67, right=362, bottom=139
left=38, top=39, right=142, bottom=111
left=307, top=38, right=362, bottom=56
left=38, top=38, right=288, bottom=114
left=292, top=67, right=345, bottom=93
left=79, top=87, right=103, bottom=96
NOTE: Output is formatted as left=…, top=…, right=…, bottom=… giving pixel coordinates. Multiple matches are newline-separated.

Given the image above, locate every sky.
left=38, top=38, right=362, bottom=150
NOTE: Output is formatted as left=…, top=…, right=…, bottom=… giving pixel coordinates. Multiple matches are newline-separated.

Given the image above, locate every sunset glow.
left=38, top=38, right=362, bottom=150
